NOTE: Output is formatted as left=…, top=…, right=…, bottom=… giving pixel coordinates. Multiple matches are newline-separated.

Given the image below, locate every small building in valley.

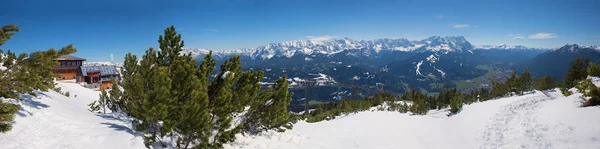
left=54, top=55, right=86, bottom=80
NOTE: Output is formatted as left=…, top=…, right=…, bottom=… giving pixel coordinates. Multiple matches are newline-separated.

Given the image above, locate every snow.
left=264, top=99, right=274, bottom=106
left=2, top=79, right=600, bottom=149
left=0, top=81, right=145, bottom=149
left=436, top=68, right=446, bottom=77
left=428, top=44, right=451, bottom=52
left=393, top=44, right=425, bottom=52
left=226, top=90, right=600, bottom=149
left=222, top=71, right=234, bottom=79
left=292, top=77, right=305, bottom=82
left=0, top=54, right=5, bottom=70
left=415, top=60, right=424, bottom=76
left=313, top=73, right=336, bottom=85
left=426, top=54, right=438, bottom=63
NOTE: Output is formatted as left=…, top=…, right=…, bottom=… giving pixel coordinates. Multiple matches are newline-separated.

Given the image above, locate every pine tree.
left=560, top=86, right=573, bottom=96
left=88, top=88, right=111, bottom=114
left=144, top=51, right=175, bottom=146
left=120, top=53, right=144, bottom=119
left=117, top=25, right=293, bottom=148
left=232, top=70, right=264, bottom=113
left=490, top=80, right=509, bottom=98
left=479, top=88, right=490, bottom=101
left=107, top=78, right=122, bottom=112
left=204, top=56, right=244, bottom=148
left=172, top=53, right=211, bottom=149
left=449, top=92, right=462, bottom=115
left=506, top=70, right=520, bottom=94
left=409, top=90, right=428, bottom=115
left=533, top=75, right=556, bottom=91
left=262, top=75, right=293, bottom=131
left=0, top=101, right=20, bottom=133
left=575, top=78, right=600, bottom=106
left=95, top=89, right=109, bottom=114
left=564, top=57, right=589, bottom=88
left=1, top=24, right=76, bottom=132
left=121, top=47, right=176, bottom=147
left=518, top=68, right=532, bottom=94
left=588, top=62, right=600, bottom=77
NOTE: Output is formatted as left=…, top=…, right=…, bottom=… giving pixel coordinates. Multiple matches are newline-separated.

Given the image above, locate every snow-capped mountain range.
left=554, top=44, right=600, bottom=52
left=182, top=36, right=493, bottom=60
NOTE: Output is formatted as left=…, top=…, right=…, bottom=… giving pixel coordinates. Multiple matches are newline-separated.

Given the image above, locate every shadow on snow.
left=16, top=92, right=51, bottom=117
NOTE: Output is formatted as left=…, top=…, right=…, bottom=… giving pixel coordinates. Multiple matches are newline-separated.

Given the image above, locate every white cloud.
left=528, top=33, right=558, bottom=39
left=434, top=14, right=445, bottom=19
left=451, top=23, right=470, bottom=29
left=306, top=35, right=336, bottom=42
left=202, top=29, right=219, bottom=32
left=507, top=34, right=525, bottom=39
left=110, top=54, right=114, bottom=61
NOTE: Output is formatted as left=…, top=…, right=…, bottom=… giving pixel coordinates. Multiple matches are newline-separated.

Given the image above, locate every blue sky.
left=1, top=0, right=599, bottom=61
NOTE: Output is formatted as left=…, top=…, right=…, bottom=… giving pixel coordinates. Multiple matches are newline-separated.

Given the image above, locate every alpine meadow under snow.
left=1, top=78, right=599, bottom=149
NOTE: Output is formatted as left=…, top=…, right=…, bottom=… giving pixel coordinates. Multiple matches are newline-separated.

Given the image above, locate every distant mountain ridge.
left=530, top=44, right=600, bottom=80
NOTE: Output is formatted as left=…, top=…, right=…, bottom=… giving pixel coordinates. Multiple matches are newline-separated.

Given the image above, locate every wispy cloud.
left=306, top=35, right=336, bottom=42
left=202, top=29, right=219, bottom=32
left=451, top=23, right=471, bottom=29
left=528, top=33, right=558, bottom=39
left=434, top=14, right=445, bottom=19
left=177, top=28, right=185, bottom=31
left=507, top=34, right=525, bottom=39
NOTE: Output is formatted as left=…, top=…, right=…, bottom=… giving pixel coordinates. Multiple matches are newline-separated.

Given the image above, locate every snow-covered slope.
left=0, top=81, right=145, bottom=149
left=2, top=80, right=600, bottom=149
left=226, top=90, right=600, bottom=149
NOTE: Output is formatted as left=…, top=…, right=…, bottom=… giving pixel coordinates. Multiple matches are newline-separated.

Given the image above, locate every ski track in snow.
left=479, top=91, right=571, bottom=149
